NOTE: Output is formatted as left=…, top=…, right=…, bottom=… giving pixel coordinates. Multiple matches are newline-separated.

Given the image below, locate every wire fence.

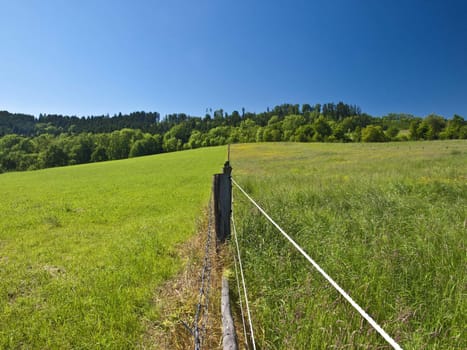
left=231, top=177, right=403, bottom=350
left=231, top=204, right=256, bottom=350
left=184, top=192, right=215, bottom=350
left=185, top=169, right=402, bottom=349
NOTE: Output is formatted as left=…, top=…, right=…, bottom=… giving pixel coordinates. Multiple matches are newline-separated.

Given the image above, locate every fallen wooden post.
left=221, top=276, right=238, bottom=350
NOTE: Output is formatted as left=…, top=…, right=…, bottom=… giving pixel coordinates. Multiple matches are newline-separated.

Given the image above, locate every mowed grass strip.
left=230, top=141, right=466, bottom=349
left=0, top=146, right=226, bottom=348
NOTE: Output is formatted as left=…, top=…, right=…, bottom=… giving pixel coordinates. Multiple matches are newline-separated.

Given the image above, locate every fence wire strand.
left=233, top=251, right=249, bottom=350
left=232, top=178, right=403, bottom=350
left=231, top=188, right=251, bottom=350
left=191, top=191, right=214, bottom=350
left=231, top=205, right=257, bottom=350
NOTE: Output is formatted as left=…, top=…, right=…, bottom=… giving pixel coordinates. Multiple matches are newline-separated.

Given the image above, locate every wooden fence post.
left=213, top=161, right=232, bottom=243
left=213, top=159, right=237, bottom=350
left=213, top=160, right=238, bottom=350
left=221, top=276, right=238, bottom=350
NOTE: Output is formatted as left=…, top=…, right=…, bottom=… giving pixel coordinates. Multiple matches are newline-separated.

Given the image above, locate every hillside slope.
left=0, top=147, right=226, bottom=348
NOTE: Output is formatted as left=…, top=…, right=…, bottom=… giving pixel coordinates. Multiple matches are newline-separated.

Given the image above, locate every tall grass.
left=0, top=147, right=226, bottom=348
left=231, top=141, right=466, bottom=349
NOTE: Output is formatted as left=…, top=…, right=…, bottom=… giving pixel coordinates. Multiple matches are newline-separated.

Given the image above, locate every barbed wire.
left=184, top=191, right=214, bottom=350
left=200, top=193, right=214, bottom=346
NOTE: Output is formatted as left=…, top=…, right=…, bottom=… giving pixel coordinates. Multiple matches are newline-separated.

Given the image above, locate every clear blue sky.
left=1, top=0, right=466, bottom=118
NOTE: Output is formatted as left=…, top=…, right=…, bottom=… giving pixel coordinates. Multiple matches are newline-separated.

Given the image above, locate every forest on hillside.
left=0, top=102, right=465, bottom=173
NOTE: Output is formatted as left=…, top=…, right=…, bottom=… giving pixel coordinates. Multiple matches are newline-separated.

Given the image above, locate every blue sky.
left=1, top=0, right=466, bottom=118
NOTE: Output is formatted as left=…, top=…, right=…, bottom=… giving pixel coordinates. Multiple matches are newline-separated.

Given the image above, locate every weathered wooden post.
left=221, top=276, right=237, bottom=350
left=213, top=153, right=237, bottom=350
left=213, top=160, right=232, bottom=243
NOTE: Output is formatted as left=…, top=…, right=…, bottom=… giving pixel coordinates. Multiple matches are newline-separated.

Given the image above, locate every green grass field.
left=0, top=147, right=226, bottom=348
left=1, top=141, right=466, bottom=349
left=230, top=141, right=466, bottom=349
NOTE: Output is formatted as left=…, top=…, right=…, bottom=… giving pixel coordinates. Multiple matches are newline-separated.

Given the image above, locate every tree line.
left=0, top=103, right=465, bottom=173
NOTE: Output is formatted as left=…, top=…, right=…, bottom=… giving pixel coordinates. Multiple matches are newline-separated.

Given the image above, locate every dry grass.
left=142, top=207, right=225, bottom=349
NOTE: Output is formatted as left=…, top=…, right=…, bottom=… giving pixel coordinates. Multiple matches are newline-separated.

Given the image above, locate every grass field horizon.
left=0, top=147, right=226, bottom=348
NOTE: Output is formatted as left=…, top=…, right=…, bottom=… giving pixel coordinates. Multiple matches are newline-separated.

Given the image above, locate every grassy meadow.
left=230, top=141, right=466, bottom=349
left=0, top=147, right=226, bottom=348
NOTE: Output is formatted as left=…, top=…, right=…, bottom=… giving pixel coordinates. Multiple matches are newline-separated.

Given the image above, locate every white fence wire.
left=232, top=177, right=403, bottom=350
